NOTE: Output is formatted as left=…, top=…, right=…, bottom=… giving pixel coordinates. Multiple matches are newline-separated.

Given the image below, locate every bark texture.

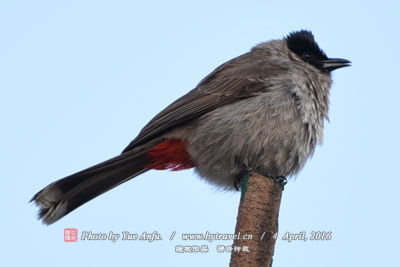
left=230, top=173, right=284, bottom=267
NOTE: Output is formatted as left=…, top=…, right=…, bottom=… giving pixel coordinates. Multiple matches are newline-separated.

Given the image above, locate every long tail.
left=31, top=139, right=162, bottom=225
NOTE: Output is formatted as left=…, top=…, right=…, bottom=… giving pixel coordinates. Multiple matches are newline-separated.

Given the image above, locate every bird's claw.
left=267, top=174, right=287, bottom=185
left=233, top=165, right=254, bottom=191
left=233, top=164, right=287, bottom=190
left=234, top=175, right=244, bottom=191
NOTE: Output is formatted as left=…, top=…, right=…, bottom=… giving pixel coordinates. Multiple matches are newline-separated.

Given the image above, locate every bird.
left=31, top=30, right=350, bottom=225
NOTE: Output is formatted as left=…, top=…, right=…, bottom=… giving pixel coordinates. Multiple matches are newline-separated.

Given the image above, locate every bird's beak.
left=321, top=58, right=351, bottom=72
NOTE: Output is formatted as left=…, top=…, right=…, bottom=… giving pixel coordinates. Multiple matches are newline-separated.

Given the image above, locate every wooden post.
left=230, top=173, right=284, bottom=267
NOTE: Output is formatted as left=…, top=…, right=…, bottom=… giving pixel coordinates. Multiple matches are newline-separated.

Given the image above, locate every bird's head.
left=285, top=30, right=351, bottom=73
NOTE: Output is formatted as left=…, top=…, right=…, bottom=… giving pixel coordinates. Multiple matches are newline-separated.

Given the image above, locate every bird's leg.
left=265, top=174, right=288, bottom=186
left=233, top=160, right=288, bottom=190
left=234, top=164, right=253, bottom=191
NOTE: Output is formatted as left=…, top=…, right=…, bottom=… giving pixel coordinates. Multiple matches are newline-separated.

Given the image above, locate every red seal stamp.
left=64, top=228, right=78, bottom=242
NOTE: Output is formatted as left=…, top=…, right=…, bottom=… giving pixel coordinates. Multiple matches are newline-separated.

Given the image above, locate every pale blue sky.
left=1, top=1, right=399, bottom=266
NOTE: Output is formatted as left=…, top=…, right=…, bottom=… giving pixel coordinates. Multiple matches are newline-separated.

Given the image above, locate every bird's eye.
left=302, top=52, right=313, bottom=61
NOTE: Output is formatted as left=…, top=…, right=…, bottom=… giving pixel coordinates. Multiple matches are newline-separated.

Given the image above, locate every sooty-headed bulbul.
left=32, top=30, right=351, bottom=225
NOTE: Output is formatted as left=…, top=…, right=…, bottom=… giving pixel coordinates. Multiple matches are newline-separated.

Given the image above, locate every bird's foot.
left=266, top=174, right=287, bottom=186
left=233, top=164, right=287, bottom=190
left=233, top=165, right=254, bottom=191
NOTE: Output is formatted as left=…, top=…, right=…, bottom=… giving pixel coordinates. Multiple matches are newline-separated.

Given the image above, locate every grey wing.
left=122, top=53, right=285, bottom=153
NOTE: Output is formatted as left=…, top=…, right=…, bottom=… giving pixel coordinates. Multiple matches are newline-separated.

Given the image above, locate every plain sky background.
left=1, top=0, right=399, bottom=266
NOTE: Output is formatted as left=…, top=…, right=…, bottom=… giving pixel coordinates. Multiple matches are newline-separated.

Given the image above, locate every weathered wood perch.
left=230, top=172, right=284, bottom=267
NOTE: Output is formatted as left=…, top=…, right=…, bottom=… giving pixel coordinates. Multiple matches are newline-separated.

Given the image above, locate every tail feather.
left=31, top=139, right=162, bottom=225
